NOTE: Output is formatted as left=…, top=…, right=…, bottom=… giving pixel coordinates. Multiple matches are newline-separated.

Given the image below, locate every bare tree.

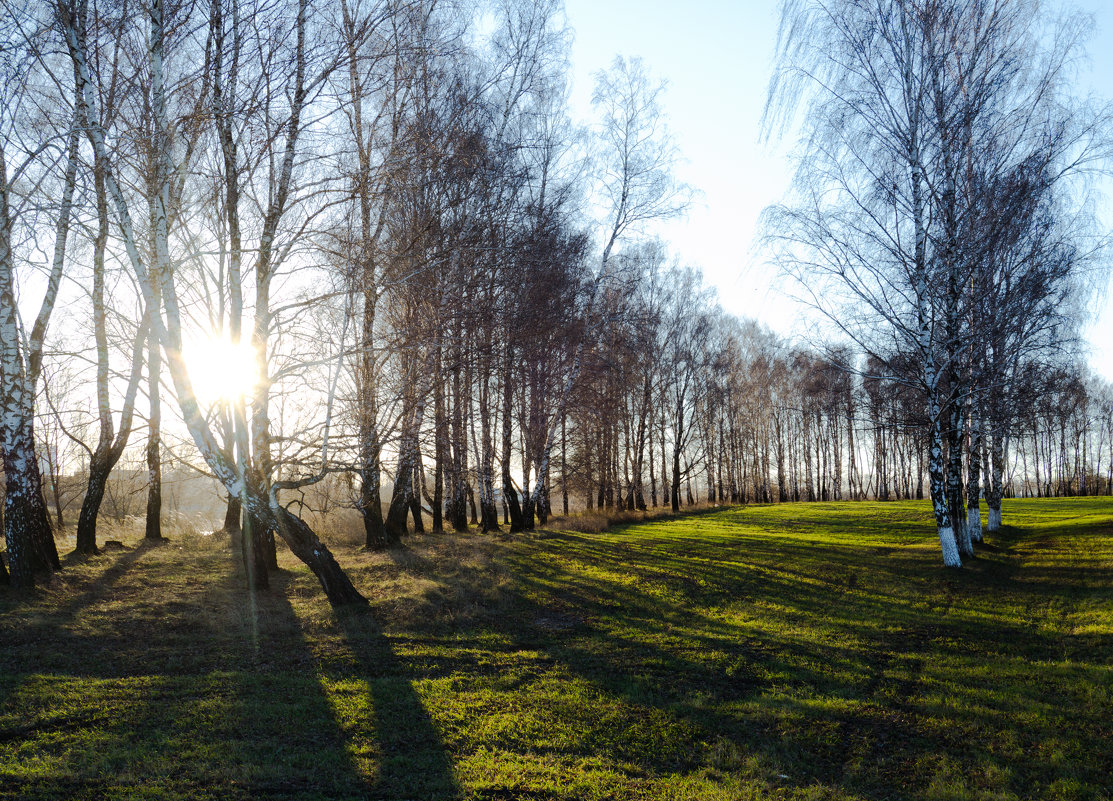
left=69, top=0, right=150, bottom=554
left=527, top=55, right=689, bottom=516
left=0, top=2, right=85, bottom=585
left=765, top=0, right=1107, bottom=565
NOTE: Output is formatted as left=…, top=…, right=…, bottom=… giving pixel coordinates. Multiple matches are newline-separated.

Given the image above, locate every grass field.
left=0, top=498, right=1110, bottom=800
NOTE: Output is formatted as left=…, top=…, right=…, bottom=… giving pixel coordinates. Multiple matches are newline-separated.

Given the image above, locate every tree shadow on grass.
left=0, top=546, right=392, bottom=801
left=326, top=600, right=461, bottom=800
left=0, top=539, right=157, bottom=677
left=524, top=526, right=1094, bottom=660
left=240, top=566, right=462, bottom=800
left=472, top=519, right=1112, bottom=801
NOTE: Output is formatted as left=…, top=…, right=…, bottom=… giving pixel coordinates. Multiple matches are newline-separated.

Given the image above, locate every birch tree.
left=765, top=0, right=1107, bottom=565
left=333, top=0, right=399, bottom=549
left=765, top=0, right=963, bottom=565
left=0, top=3, right=83, bottom=585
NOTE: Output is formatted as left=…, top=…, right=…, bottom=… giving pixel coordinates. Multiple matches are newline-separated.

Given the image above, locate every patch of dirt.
left=532, top=612, right=583, bottom=631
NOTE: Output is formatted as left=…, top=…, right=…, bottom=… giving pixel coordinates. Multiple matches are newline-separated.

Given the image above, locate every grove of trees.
left=0, top=0, right=1108, bottom=602
left=764, top=0, right=1110, bottom=566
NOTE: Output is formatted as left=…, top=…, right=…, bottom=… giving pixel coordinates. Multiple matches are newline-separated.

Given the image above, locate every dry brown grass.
left=304, top=505, right=366, bottom=549
left=45, top=513, right=225, bottom=562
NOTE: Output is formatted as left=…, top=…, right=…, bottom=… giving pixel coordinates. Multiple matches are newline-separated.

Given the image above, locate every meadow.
left=0, top=498, right=1110, bottom=800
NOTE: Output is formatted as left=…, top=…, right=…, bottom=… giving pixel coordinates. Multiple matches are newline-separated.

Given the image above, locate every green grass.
left=1, top=498, right=1111, bottom=800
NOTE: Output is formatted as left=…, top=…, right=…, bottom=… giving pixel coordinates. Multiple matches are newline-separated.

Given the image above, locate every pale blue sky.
left=562, top=0, right=1113, bottom=378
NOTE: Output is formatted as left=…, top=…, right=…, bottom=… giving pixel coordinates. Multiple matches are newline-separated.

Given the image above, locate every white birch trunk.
left=967, top=506, right=983, bottom=543
left=902, top=12, right=958, bottom=568
left=937, top=526, right=961, bottom=568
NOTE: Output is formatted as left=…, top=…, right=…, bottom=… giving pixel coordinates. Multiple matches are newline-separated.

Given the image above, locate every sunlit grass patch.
left=1, top=498, right=1111, bottom=799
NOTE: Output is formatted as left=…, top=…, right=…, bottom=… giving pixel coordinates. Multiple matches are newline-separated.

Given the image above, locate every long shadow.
left=530, top=524, right=1100, bottom=661
left=0, top=540, right=155, bottom=678
left=556, top=515, right=1087, bottom=641
left=471, top=513, right=1112, bottom=800
left=325, top=597, right=461, bottom=801
left=0, top=545, right=378, bottom=800
left=488, top=579, right=905, bottom=791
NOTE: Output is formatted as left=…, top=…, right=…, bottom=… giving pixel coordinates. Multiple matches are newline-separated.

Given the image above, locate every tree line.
left=1, top=0, right=1108, bottom=602
left=0, top=0, right=692, bottom=601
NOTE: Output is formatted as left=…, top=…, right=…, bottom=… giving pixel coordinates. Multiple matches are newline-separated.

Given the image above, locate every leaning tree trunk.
left=274, top=505, right=365, bottom=604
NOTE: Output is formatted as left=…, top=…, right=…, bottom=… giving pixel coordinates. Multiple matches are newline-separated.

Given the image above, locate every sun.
left=183, top=333, right=261, bottom=405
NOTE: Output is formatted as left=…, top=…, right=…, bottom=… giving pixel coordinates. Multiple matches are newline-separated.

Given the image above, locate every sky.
left=561, top=0, right=1113, bottom=378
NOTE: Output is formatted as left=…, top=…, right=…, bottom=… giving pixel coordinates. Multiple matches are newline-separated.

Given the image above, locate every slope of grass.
left=0, top=498, right=1110, bottom=800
